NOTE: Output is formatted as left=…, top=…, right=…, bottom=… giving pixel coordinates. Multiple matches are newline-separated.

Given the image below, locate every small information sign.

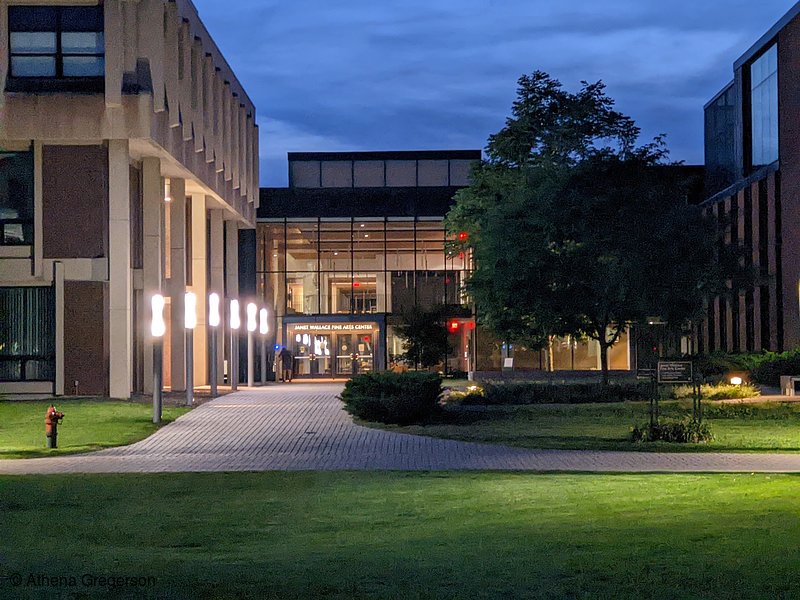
left=657, top=361, right=693, bottom=384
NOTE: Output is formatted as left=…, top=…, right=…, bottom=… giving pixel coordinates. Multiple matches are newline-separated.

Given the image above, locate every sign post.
left=657, top=360, right=701, bottom=423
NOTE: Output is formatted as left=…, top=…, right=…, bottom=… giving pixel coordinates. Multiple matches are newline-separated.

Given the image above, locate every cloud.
left=193, top=0, right=798, bottom=185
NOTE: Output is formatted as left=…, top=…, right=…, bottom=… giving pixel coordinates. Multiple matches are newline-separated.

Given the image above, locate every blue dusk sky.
left=192, top=0, right=796, bottom=186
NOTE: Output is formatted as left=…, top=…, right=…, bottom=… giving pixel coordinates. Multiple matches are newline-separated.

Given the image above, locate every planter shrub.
left=340, top=372, right=443, bottom=425
left=630, top=420, right=714, bottom=444
left=671, top=383, right=760, bottom=401
left=751, top=349, right=800, bottom=387
left=470, top=382, right=652, bottom=405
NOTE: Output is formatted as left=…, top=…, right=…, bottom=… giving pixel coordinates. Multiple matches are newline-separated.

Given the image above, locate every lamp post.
left=246, top=302, right=258, bottom=388
left=229, top=299, right=240, bottom=392
left=151, top=294, right=166, bottom=424
left=185, top=291, right=197, bottom=406
left=208, top=293, right=221, bottom=398
left=259, top=308, right=269, bottom=386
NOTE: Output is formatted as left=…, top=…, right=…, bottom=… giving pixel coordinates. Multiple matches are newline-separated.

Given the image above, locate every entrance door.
left=334, top=333, right=375, bottom=376
left=335, top=334, right=355, bottom=376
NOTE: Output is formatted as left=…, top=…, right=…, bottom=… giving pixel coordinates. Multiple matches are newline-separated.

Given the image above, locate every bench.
left=780, top=376, right=800, bottom=397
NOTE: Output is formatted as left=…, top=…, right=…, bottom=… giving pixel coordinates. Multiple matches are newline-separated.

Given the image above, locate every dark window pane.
left=0, top=287, right=55, bottom=382
left=0, top=151, right=35, bottom=245
left=60, top=6, right=104, bottom=31
left=9, top=7, right=58, bottom=31
left=751, top=44, right=779, bottom=167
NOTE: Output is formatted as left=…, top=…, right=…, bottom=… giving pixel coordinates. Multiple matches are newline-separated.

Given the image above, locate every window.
left=9, top=5, right=104, bottom=79
left=0, top=150, right=34, bottom=246
left=0, top=287, right=55, bottom=382
left=750, top=44, right=778, bottom=167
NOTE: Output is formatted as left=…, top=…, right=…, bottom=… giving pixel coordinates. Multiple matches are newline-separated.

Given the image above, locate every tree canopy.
left=448, top=71, right=745, bottom=383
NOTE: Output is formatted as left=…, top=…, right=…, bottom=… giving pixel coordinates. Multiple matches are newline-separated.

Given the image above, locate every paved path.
left=4, top=384, right=800, bottom=474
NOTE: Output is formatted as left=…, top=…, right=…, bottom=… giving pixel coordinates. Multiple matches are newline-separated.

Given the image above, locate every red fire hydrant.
left=45, top=405, right=65, bottom=449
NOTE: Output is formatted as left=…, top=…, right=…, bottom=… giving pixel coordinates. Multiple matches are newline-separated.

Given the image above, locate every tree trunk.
left=599, top=341, right=610, bottom=386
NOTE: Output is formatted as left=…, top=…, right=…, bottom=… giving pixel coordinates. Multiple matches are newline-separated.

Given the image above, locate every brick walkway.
left=3, top=383, right=800, bottom=474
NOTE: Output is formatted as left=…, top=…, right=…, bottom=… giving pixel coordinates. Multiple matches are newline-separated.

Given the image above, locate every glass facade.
left=750, top=44, right=778, bottom=168
left=0, top=287, right=56, bottom=382
left=704, top=84, right=737, bottom=196
left=0, top=150, right=34, bottom=246
left=258, top=217, right=471, bottom=377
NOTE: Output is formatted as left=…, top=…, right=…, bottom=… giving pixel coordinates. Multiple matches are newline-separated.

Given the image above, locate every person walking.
left=279, top=346, right=294, bottom=383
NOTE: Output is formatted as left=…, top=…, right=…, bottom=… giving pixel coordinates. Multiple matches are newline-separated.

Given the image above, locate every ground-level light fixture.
left=208, top=293, right=221, bottom=397
left=246, top=303, right=258, bottom=387
left=730, top=376, right=743, bottom=386
left=185, top=292, right=197, bottom=406
left=151, top=294, right=166, bottom=424
left=229, top=300, right=241, bottom=391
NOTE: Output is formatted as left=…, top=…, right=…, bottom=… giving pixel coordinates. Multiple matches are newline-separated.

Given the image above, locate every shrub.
left=694, top=352, right=761, bottom=382
left=671, top=383, right=760, bottom=401
left=472, top=382, right=652, bottom=405
left=340, top=372, right=442, bottom=425
left=445, top=385, right=486, bottom=405
left=631, top=420, right=714, bottom=444
left=751, top=349, right=800, bottom=387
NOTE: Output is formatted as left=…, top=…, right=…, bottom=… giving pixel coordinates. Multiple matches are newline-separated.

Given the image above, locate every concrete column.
left=191, top=194, right=208, bottom=385
left=209, top=209, right=225, bottom=383
left=108, top=139, right=132, bottom=398
left=169, top=178, right=187, bottom=391
left=141, top=157, right=163, bottom=394
left=54, top=261, right=65, bottom=396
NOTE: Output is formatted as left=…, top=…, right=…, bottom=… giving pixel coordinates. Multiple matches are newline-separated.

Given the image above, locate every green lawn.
left=1, top=472, right=799, bottom=599
left=0, top=399, right=190, bottom=459
left=369, top=400, right=800, bottom=453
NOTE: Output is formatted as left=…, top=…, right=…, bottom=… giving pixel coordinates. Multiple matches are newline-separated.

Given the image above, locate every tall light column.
left=185, top=292, right=197, bottom=406
left=229, top=299, right=240, bottom=391
left=151, top=294, right=166, bottom=424
left=259, top=308, right=269, bottom=386
left=246, top=303, right=258, bottom=388
left=208, top=293, right=221, bottom=398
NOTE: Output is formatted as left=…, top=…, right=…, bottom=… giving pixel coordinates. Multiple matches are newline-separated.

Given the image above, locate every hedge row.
left=462, top=382, right=653, bottom=405
left=340, top=372, right=442, bottom=425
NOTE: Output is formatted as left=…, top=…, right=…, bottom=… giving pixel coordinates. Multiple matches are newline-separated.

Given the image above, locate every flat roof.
left=288, top=150, right=481, bottom=162
left=734, top=0, right=800, bottom=69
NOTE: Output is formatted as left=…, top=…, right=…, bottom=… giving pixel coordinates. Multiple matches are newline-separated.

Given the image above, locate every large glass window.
left=9, top=6, right=104, bottom=79
left=0, top=287, right=55, bottom=382
left=0, top=150, right=34, bottom=246
left=258, top=218, right=471, bottom=319
left=750, top=44, right=778, bottom=167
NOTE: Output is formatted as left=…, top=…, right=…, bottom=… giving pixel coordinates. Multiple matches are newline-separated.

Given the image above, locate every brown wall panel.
left=42, top=145, right=108, bottom=259
left=64, top=281, right=108, bottom=396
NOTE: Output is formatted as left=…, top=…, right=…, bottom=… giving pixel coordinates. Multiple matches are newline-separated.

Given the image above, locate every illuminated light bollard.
left=229, top=299, right=241, bottom=392
left=185, top=292, right=197, bottom=406
left=151, top=294, right=166, bottom=424
left=246, top=303, right=258, bottom=388
left=208, top=293, right=221, bottom=398
left=259, top=308, right=269, bottom=386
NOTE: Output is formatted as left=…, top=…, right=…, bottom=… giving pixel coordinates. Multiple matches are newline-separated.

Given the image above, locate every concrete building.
left=702, top=1, right=800, bottom=353
left=0, top=1, right=259, bottom=397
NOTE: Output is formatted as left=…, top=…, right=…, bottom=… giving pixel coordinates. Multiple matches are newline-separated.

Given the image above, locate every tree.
left=395, top=305, right=452, bottom=370
left=448, top=71, right=745, bottom=384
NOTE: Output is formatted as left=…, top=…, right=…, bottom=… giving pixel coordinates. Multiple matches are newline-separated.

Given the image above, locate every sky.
left=192, top=0, right=797, bottom=186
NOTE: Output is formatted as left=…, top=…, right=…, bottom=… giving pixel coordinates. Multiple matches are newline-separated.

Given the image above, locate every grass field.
left=1, top=472, right=799, bottom=599
left=369, top=400, right=800, bottom=453
left=0, top=399, right=190, bottom=459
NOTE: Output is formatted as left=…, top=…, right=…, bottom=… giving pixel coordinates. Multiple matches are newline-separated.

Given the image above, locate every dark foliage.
left=465, top=382, right=652, bottom=405
left=631, top=420, right=714, bottom=444
left=340, top=372, right=443, bottom=425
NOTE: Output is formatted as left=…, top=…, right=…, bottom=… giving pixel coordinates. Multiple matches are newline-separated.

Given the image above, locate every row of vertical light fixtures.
left=150, top=293, right=270, bottom=424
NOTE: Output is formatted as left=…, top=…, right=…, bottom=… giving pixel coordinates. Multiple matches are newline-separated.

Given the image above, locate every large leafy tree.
left=448, top=71, right=742, bottom=384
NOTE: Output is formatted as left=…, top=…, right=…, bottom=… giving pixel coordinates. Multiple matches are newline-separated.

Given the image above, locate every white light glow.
left=151, top=294, right=166, bottom=338
left=302, top=334, right=310, bottom=346
left=259, top=308, right=269, bottom=335
left=208, top=293, right=221, bottom=328
left=184, top=292, right=197, bottom=330
left=229, top=299, right=241, bottom=330
left=295, top=333, right=302, bottom=343
left=730, top=376, right=743, bottom=386
left=165, top=180, right=172, bottom=203
left=246, top=302, right=258, bottom=333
